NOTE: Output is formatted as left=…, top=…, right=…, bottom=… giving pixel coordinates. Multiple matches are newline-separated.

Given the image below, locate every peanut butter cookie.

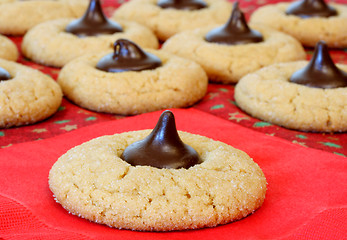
left=250, top=2, right=347, bottom=48
left=235, top=61, right=347, bottom=132
left=235, top=40, right=347, bottom=132
left=162, top=23, right=305, bottom=83
left=0, top=34, right=18, bottom=61
left=113, top=0, right=232, bottom=41
left=21, top=19, right=159, bottom=68
left=49, top=127, right=267, bottom=231
left=0, top=0, right=88, bottom=35
left=0, top=59, right=62, bottom=128
left=57, top=40, right=207, bottom=115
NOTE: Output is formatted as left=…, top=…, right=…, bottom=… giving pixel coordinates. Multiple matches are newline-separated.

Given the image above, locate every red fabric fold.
left=0, top=108, right=346, bottom=239
left=0, top=194, right=92, bottom=240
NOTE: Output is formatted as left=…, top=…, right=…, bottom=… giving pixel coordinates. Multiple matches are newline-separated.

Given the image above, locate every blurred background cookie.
left=250, top=0, right=347, bottom=48
left=57, top=39, right=208, bottom=115
left=0, top=34, right=18, bottom=61
left=21, top=0, right=159, bottom=68
left=113, top=0, right=232, bottom=41
left=0, top=0, right=89, bottom=35
left=0, top=59, right=62, bottom=128
left=235, top=41, right=347, bottom=132
left=163, top=2, right=306, bottom=83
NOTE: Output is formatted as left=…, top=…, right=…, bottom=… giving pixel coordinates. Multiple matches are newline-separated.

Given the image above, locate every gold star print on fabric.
left=32, top=128, right=48, bottom=133
left=60, top=125, right=77, bottom=131
left=228, top=112, right=250, bottom=122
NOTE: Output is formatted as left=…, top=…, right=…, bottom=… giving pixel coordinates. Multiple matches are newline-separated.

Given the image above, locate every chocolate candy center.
left=121, top=110, right=202, bottom=169
left=0, top=67, right=11, bottom=81
left=96, top=39, right=162, bottom=73
left=205, top=2, right=263, bottom=45
left=289, top=41, right=347, bottom=88
left=157, top=0, right=207, bottom=10
left=285, top=0, right=337, bottom=18
left=65, top=0, right=123, bottom=37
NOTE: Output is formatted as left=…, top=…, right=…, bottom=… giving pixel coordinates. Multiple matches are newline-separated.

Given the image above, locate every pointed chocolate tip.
left=151, top=110, right=181, bottom=144
left=227, top=1, right=249, bottom=33
left=157, top=0, right=207, bottom=10
left=232, top=1, right=240, bottom=13
left=285, top=0, right=337, bottom=18
left=205, top=1, right=263, bottom=45
left=96, top=39, right=162, bottom=73
left=312, top=40, right=336, bottom=68
left=158, top=110, right=175, bottom=124
left=120, top=110, right=202, bottom=169
left=113, top=39, right=147, bottom=59
left=154, top=110, right=175, bottom=129
left=65, top=0, right=123, bottom=37
left=0, top=67, right=11, bottom=81
left=289, top=41, right=347, bottom=88
left=316, top=40, right=328, bottom=53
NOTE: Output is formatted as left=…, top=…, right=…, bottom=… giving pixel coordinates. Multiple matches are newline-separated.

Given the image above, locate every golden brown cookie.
left=234, top=61, right=347, bottom=132
left=21, top=19, right=159, bottom=68
left=0, top=59, right=63, bottom=128
left=162, top=24, right=306, bottom=83
left=49, top=129, right=267, bottom=231
left=0, top=0, right=89, bottom=35
left=0, top=34, right=18, bottom=61
left=250, top=2, right=347, bottom=48
left=57, top=49, right=208, bottom=115
left=113, top=0, right=233, bottom=41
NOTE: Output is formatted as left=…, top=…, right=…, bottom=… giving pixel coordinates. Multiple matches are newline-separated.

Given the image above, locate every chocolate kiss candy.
left=96, top=39, right=162, bottom=73
left=121, top=110, right=202, bottom=169
left=65, top=0, right=123, bottom=37
left=205, top=2, right=263, bottom=45
left=285, top=0, right=337, bottom=18
left=0, top=67, right=11, bottom=81
left=157, top=0, right=207, bottom=10
left=289, top=41, right=347, bottom=88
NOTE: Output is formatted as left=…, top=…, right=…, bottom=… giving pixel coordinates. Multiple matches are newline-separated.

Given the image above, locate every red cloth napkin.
left=0, top=109, right=346, bottom=239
